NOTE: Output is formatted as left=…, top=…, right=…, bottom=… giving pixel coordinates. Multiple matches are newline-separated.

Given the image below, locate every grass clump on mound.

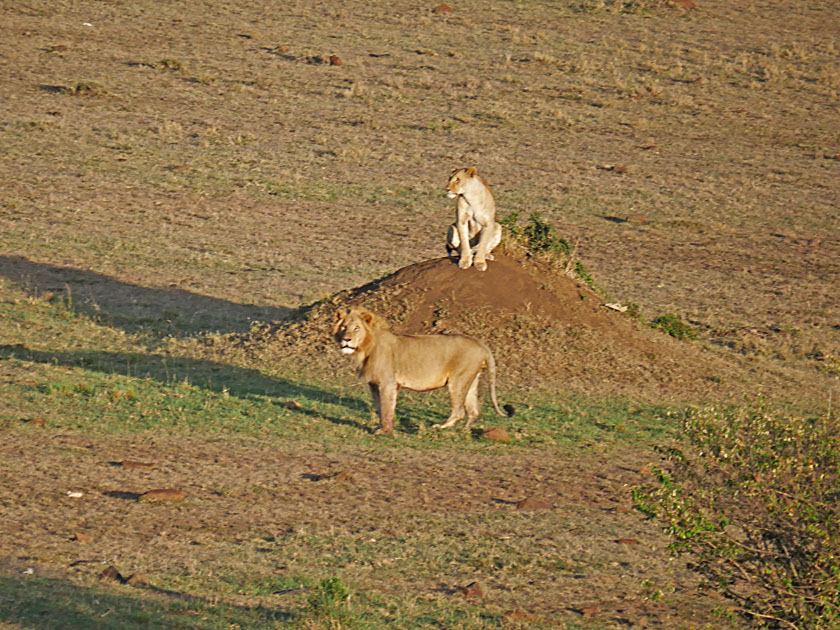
left=634, top=401, right=840, bottom=629
left=500, top=212, right=597, bottom=290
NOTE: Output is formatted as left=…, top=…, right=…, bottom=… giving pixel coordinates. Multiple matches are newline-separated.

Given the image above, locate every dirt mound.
left=252, top=252, right=749, bottom=402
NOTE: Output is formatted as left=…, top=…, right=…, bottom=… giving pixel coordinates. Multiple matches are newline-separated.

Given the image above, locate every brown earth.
left=256, top=248, right=801, bottom=404
left=1, top=429, right=732, bottom=628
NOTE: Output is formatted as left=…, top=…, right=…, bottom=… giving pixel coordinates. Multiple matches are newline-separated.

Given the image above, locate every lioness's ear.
left=333, top=309, right=346, bottom=322
left=450, top=167, right=459, bottom=174
left=466, top=167, right=477, bottom=177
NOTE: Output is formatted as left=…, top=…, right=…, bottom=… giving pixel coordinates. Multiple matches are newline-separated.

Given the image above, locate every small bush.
left=651, top=313, right=697, bottom=340
left=306, top=576, right=354, bottom=627
left=635, top=403, right=840, bottom=629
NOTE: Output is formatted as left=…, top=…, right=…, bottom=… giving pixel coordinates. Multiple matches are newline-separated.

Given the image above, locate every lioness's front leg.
left=373, top=382, right=397, bottom=435
left=474, top=221, right=502, bottom=271
left=456, top=218, right=474, bottom=270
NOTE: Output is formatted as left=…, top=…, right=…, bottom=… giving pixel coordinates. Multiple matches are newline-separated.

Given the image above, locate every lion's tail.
left=485, top=347, right=514, bottom=418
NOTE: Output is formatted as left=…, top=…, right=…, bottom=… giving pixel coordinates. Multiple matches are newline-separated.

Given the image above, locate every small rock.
left=482, top=427, right=510, bottom=443
left=24, top=417, right=46, bottom=426
left=139, top=489, right=185, bottom=503
left=432, top=4, right=453, bottom=13
left=126, top=573, right=150, bottom=586
left=99, top=566, right=127, bottom=583
left=283, top=400, right=302, bottom=410
left=458, top=581, right=483, bottom=598
left=516, top=497, right=550, bottom=511
left=73, top=532, right=93, bottom=543
left=625, top=214, right=648, bottom=224
left=671, top=0, right=696, bottom=7
left=66, top=491, right=83, bottom=498
left=579, top=605, right=599, bottom=616
left=328, top=55, right=342, bottom=66
left=615, top=538, right=640, bottom=545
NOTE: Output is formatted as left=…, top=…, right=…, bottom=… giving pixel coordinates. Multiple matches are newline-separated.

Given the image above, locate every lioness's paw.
left=458, top=257, right=473, bottom=270
left=474, top=260, right=487, bottom=271
left=372, top=427, right=394, bottom=436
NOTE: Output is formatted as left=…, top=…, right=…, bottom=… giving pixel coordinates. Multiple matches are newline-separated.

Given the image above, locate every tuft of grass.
left=651, top=313, right=697, bottom=340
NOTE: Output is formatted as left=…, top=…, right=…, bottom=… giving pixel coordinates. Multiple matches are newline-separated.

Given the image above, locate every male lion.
left=445, top=167, right=503, bottom=272
left=333, top=306, right=514, bottom=435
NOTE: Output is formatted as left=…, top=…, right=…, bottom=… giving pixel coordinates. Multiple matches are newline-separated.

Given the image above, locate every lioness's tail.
left=484, top=346, right=515, bottom=418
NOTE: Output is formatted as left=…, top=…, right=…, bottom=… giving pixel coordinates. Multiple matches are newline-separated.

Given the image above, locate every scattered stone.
left=458, top=581, right=483, bottom=598
left=503, top=610, right=538, bottom=623
left=126, top=573, right=150, bottom=586
left=283, top=399, right=302, bottom=410
left=66, top=490, right=83, bottom=498
left=625, top=214, right=648, bottom=224
left=73, top=532, right=93, bottom=543
left=138, top=489, right=185, bottom=503
left=597, top=164, right=629, bottom=173
left=615, top=538, right=640, bottom=545
left=120, top=460, right=155, bottom=470
left=671, top=0, right=696, bottom=8
left=24, top=417, right=46, bottom=426
left=328, top=55, right=342, bottom=66
left=579, top=604, right=600, bottom=616
left=48, top=44, right=69, bottom=52
left=99, top=565, right=127, bottom=583
left=516, top=497, right=550, bottom=511
left=482, top=427, right=510, bottom=442
left=432, top=4, right=453, bottom=13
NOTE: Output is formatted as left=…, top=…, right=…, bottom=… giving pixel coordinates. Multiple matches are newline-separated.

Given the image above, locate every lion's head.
left=446, top=167, right=479, bottom=199
left=332, top=307, right=378, bottom=355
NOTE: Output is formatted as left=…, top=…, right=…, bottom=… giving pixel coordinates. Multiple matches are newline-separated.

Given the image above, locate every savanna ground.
left=1, top=0, right=838, bottom=628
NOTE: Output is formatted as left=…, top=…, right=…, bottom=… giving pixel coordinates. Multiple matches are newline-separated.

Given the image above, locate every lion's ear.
left=450, top=167, right=459, bottom=174
left=466, top=167, right=477, bottom=177
left=361, top=311, right=375, bottom=325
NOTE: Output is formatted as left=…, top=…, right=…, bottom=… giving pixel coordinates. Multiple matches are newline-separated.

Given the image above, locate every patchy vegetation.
left=635, top=402, right=840, bottom=628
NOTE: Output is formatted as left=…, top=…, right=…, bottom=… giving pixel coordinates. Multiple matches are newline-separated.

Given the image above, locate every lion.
left=445, top=167, right=503, bottom=272
left=332, top=306, right=514, bottom=435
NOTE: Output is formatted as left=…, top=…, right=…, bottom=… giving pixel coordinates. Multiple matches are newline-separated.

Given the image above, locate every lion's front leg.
left=456, top=219, right=473, bottom=269
left=473, top=221, right=500, bottom=272
left=372, top=382, right=397, bottom=435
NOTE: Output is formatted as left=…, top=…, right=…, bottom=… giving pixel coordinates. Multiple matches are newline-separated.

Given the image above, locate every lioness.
left=333, top=307, right=514, bottom=435
left=445, top=167, right=503, bottom=271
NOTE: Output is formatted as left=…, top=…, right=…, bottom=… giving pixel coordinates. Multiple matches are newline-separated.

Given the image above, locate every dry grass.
left=1, top=1, right=839, bottom=627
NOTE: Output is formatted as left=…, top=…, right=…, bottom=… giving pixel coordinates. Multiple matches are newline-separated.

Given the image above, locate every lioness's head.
left=332, top=307, right=376, bottom=356
left=446, top=167, right=479, bottom=199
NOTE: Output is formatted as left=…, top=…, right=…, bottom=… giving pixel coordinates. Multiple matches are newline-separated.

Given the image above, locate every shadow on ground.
left=0, top=255, right=291, bottom=336
left=0, top=345, right=368, bottom=419
left=0, top=563, right=293, bottom=630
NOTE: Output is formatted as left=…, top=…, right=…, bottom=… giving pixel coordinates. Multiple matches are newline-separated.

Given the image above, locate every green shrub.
left=307, top=576, right=354, bottom=627
left=635, top=403, right=840, bottom=629
left=651, top=313, right=697, bottom=339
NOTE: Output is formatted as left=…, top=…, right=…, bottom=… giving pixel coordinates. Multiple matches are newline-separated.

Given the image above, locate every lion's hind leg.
left=463, top=374, right=482, bottom=430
